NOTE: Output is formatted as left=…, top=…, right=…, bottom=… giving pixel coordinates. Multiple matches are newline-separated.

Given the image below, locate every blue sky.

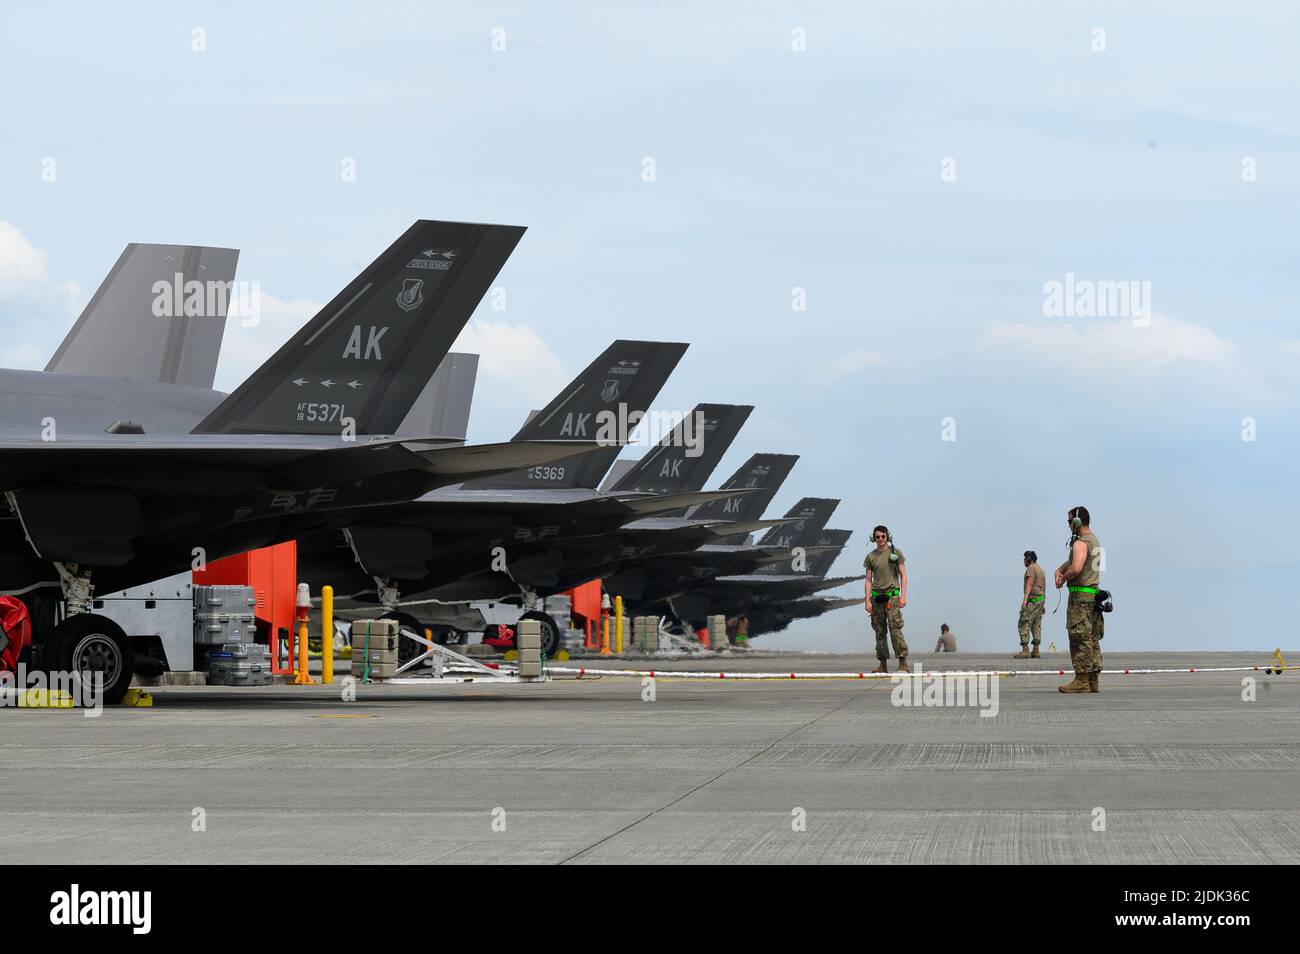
left=1, top=2, right=1296, bottom=652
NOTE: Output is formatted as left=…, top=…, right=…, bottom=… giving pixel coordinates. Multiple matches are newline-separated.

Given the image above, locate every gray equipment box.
left=194, top=585, right=257, bottom=646
left=207, top=643, right=272, bottom=686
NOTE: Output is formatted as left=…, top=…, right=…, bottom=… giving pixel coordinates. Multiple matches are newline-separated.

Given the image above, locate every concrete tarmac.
left=1, top=650, right=1296, bottom=864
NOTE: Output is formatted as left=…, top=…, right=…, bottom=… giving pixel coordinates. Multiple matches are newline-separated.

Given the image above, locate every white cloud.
left=451, top=317, right=566, bottom=406
left=0, top=221, right=86, bottom=367
left=827, top=348, right=887, bottom=378
left=212, top=293, right=323, bottom=392
left=1280, top=339, right=1300, bottom=357
left=978, top=312, right=1235, bottom=370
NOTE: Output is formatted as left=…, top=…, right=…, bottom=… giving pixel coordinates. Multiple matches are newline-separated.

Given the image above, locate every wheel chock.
left=121, top=688, right=154, bottom=707
left=18, top=688, right=75, bottom=708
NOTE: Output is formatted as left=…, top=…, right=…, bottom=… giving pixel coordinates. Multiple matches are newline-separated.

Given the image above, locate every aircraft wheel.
left=383, top=612, right=426, bottom=666
left=517, top=611, right=562, bottom=657
left=45, top=614, right=134, bottom=706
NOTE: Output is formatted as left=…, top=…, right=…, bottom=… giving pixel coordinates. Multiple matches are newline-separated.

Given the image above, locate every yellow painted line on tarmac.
left=314, top=713, right=374, bottom=719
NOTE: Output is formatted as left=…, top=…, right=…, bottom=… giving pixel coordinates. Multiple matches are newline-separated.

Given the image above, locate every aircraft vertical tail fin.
left=804, top=528, right=852, bottom=577
left=608, top=403, right=752, bottom=495
left=467, top=339, right=688, bottom=489
left=685, top=453, right=798, bottom=537
left=193, top=220, right=524, bottom=435
left=394, top=352, right=478, bottom=441
left=46, top=243, right=239, bottom=388
left=756, top=497, right=840, bottom=548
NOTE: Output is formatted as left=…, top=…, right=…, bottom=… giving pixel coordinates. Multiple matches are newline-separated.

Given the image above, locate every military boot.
left=1013, top=645, right=1030, bottom=659
left=871, top=659, right=888, bottom=674
left=1030, top=645, right=1041, bottom=659
left=897, top=656, right=911, bottom=674
left=1088, top=671, right=1100, bottom=693
left=1058, top=674, right=1091, bottom=693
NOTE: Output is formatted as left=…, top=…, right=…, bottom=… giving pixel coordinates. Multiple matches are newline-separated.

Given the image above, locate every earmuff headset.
left=881, top=526, right=898, bottom=564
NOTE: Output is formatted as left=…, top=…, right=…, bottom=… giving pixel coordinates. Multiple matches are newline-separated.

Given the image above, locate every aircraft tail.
left=394, top=352, right=478, bottom=441
left=756, top=497, right=839, bottom=548
left=608, top=403, right=752, bottom=496
left=686, top=453, right=798, bottom=539
left=805, top=528, right=851, bottom=577
left=46, top=243, right=239, bottom=388
left=193, top=220, right=523, bottom=435
left=468, top=339, right=688, bottom=489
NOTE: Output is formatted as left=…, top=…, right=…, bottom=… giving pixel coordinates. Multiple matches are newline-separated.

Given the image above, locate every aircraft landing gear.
left=370, top=577, right=424, bottom=667
left=42, top=613, right=135, bottom=706
left=517, top=610, right=562, bottom=657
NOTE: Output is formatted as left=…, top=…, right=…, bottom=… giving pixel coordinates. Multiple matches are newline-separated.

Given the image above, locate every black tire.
left=383, top=612, right=426, bottom=666
left=429, top=626, right=453, bottom=646
left=45, top=614, right=134, bottom=706
left=517, top=611, right=562, bottom=657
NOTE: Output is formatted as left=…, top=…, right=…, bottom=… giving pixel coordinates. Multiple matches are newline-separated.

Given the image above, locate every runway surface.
left=2, top=651, right=1295, bottom=864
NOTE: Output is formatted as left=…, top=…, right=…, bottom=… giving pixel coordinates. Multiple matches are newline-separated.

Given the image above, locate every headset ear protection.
left=884, top=527, right=899, bottom=563
left=1067, top=510, right=1084, bottom=550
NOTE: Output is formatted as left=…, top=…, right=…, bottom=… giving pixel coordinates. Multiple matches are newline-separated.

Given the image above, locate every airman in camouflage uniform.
left=1054, top=506, right=1103, bottom=693
left=864, top=524, right=908, bottom=673
left=1014, top=550, right=1045, bottom=658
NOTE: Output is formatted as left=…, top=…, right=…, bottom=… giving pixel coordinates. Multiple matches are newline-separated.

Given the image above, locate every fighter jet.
left=293, top=345, right=757, bottom=655
left=604, top=497, right=841, bottom=605
left=656, top=514, right=863, bottom=629
left=735, top=527, right=863, bottom=636
left=745, top=595, right=866, bottom=638
left=0, top=220, right=599, bottom=700
left=392, top=452, right=803, bottom=641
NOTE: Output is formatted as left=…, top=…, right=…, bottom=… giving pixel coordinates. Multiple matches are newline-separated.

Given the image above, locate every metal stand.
left=391, top=626, right=517, bottom=681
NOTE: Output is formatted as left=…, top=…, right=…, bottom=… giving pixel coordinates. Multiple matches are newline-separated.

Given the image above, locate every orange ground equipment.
left=193, top=541, right=298, bottom=675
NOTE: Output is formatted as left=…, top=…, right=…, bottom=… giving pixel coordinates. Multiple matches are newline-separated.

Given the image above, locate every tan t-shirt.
left=864, top=546, right=905, bottom=591
left=1025, top=564, right=1046, bottom=597
left=1076, top=532, right=1101, bottom=587
left=935, top=630, right=956, bottom=652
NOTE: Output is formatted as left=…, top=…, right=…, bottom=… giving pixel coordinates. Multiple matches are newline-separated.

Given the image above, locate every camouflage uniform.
left=1065, top=531, right=1103, bottom=676
left=1018, top=562, right=1046, bottom=647
left=1017, top=599, right=1044, bottom=646
left=865, top=547, right=908, bottom=660
left=1066, top=595, right=1103, bottom=674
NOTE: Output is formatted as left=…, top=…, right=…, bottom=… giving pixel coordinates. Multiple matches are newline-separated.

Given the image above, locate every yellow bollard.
left=295, top=619, right=314, bottom=684
left=293, top=583, right=314, bottom=684
left=321, top=585, right=334, bottom=685
left=614, top=596, right=624, bottom=655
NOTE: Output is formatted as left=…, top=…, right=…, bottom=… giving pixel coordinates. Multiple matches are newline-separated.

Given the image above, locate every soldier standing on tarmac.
left=1054, top=506, right=1103, bottom=694
left=1014, top=551, right=1046, bottom=658
left=865, top=525, right=908, bottom=674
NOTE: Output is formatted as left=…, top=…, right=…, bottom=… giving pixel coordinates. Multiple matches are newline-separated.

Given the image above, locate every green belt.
left=1026, top=595, right=1044, bottom=603
left=871, top=588, right=900, bottom=598
left=1069, top=586, right=1098, bottom=594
